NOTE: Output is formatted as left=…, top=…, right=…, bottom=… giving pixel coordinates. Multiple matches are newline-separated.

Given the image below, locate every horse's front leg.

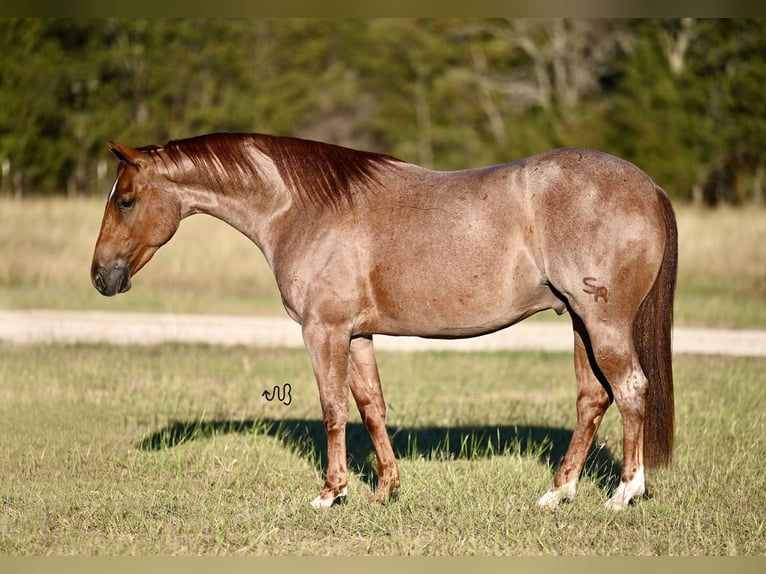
left=349, top=335, right=400, bottom=504
left=302, top=320, right=352, bottom=509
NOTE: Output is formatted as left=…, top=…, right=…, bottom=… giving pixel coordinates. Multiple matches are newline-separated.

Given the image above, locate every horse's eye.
left=116, top=197, right=136, bottom=212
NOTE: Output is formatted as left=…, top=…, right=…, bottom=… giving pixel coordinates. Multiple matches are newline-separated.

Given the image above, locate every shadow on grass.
left=138, top=417, right=621, bottom=493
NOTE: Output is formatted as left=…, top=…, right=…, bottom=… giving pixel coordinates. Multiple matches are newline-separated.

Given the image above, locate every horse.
left=91, top=132, right=677, bottom=510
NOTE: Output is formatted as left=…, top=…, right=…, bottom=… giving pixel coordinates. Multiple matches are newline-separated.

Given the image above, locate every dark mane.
left=147, top=133, right=400, bottom=209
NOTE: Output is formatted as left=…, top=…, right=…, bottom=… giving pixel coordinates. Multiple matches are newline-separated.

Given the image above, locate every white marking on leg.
left=537, top=480, right=578, bottom=509
left=605, top=466, right=645, bottom=510
left=310, top=486, right=348, bottom=510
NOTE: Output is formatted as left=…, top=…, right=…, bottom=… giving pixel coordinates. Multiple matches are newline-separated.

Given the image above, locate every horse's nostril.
left=93, top=271, right=106, bottom=292
left=117, top=269, right=131, bottom=293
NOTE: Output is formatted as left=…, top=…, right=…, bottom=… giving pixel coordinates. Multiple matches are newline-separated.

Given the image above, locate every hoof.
left=604, top=494, right=630, bottom=511
left=310, top=486, right=348, bottom=509
left=368, top=488, right=399, bottom=505
left=604, top=485, right=644, bottom=511
left=536, top=481, right=577, bottom=509
left=605, top=467, right=645, bottom=511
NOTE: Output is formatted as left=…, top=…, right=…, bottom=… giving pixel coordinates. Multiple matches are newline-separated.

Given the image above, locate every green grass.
left=1, top=196, right=765, bottom=555
left=1, top=342, right=764, bottom=555
left=1, top=198, right=766, bottom=327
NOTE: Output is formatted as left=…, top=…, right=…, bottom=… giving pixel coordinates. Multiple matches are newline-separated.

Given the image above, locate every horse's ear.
left=106, top=141, right=144, bottom=166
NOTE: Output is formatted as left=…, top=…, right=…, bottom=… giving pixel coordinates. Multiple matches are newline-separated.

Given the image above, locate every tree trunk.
left=406, top=48, right=434, bottom=169
left=471, top=46, right=508, bottom=147
left=752, top=162, right=764, bottom=205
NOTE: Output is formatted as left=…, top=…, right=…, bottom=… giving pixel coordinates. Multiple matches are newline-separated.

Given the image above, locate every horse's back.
left=282, top=147, right=671, bottom=339
left=376, top=147, right=673, bottom=330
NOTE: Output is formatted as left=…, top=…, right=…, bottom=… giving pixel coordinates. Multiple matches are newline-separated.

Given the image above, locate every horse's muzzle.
left=92, top=260, right=131, bottom=296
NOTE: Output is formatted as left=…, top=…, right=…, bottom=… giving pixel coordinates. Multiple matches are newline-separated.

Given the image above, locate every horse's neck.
left=175, top=165, right=293, bottom=264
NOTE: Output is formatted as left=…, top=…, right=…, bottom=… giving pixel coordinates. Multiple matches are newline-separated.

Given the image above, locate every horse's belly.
left=361, top=257, right=560, bottom=338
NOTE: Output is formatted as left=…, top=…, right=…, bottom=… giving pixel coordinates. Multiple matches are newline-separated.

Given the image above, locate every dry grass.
left=0, top=198, right=279, bottom=314
left=1, top=197, right=765, bottom=327
left=675, top=206, right=766, bottom=327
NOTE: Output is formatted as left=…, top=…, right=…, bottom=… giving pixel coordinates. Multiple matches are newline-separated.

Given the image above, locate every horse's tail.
left=633, top=185, right=678, bottom=468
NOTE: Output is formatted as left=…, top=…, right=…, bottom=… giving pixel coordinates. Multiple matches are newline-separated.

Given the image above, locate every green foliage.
left=0, top=18, right=764, bottom=204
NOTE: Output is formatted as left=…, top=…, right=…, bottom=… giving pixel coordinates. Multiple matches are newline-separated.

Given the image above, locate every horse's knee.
left=351, top=378, right=387, bottom=425
left=321, top=402, right=349, bottom=433
left=360, top=399, right=386, bottom=426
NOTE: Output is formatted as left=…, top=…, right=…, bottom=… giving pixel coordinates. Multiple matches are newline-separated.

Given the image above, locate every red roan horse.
left=91, top=132, right=677, bottom=510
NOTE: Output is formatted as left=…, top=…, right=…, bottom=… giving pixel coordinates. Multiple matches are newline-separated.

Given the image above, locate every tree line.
left=1, top=18, right=764, bottom=205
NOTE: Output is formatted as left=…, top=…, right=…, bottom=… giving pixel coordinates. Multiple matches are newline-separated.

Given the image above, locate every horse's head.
left=91, top=141, right=182, bottom=296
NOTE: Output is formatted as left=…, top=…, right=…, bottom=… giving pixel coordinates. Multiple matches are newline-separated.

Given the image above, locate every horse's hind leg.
left=538, top=316, right=612, bottom=509
left=348, top=336, right=400, bottom=504
left=579, top=319, right=649, bottom=510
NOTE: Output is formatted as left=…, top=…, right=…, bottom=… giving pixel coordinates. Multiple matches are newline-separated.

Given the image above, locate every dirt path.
left=2, top=310, right=766, bottom=357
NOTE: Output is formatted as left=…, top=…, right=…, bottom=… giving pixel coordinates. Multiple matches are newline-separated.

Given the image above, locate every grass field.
left=1, top=197, right=765, bottom=327
left=0, top=342, right=764, bottom=555
left=1, top=197, right=765, bottom=556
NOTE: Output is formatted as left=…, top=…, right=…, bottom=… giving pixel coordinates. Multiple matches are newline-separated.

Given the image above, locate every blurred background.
left=0, top=18, right=764, bottom=327
left=2, top=17, right=766, bottom=206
